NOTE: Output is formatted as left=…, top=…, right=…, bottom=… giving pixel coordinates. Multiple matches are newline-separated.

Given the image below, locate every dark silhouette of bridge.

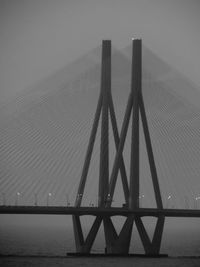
left=1, top=39, right=200, bottom=256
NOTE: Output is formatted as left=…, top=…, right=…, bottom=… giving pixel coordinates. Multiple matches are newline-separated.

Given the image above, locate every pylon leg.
left=151, top=215, right=165, bottom=254
left=72, top=216, right=102, bottom=253
left=103, top=215, right=134, bottom=254
left=108, top=93, right=133, bottom=202
left=135, top=216, right=165, bottom=255
left=139, top=93, right=163, bottom=209
left=75, top=93, right=102, bottom=207
left=109, top=96, right=129, bottom=204
left=103, top=217, right=118, bottom=252
left=82, top=216, right=102, bottom=253
left=72, top=215, right=84, bottom=252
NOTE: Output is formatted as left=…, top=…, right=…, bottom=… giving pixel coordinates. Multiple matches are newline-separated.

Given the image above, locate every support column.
left=108, top=93, right=133, bottom=204
left=135, top=215, right=165, bottom=255
left=129, top=39, right=141, bottom=209
left=98, top=40, right=111, bottom=207
left=109, top=96, right=129, bottom=204
left=139, top=93, right=163, bottom=209
left=72, top=216, right=102, bottom=253
left=103, top=215, right=134, bottom=254
left=75, top=94, right=102, bottom=207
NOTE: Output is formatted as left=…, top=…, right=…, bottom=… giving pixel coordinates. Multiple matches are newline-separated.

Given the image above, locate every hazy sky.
left=1, top=0, right=200, bottom=102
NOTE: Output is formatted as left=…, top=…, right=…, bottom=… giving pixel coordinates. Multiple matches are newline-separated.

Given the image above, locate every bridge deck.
left=0, top=206, right=200, bottom=217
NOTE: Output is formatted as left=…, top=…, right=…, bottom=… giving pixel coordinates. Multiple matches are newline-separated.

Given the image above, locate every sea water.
left=0, top=215, right=200, bottom=267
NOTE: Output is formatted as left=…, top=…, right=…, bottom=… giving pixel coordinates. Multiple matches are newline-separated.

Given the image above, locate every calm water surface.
left=0, top=215, right=200, bottom=266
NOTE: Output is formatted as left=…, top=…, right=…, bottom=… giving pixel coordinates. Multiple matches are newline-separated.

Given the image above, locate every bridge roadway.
left=1, top=206, right=200, bottom=217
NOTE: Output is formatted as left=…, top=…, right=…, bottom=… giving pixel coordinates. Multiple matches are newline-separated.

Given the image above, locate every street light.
left=106, top=194, right=111, bottom=205
left=47, top=193, right=52, bottom=206
left=15, top=192, right=21, bottom=206
left=2, top=193, right=6, bottom=206
left=166, top=195, right=172, bottom=208
left=195, top=196, right=200, bottom=209
left=139, top=194, right=145, bottom=208
left=66, top=194, right=70, bottom=206
left=34, top=193, right=38, bottom=206
left=184, top=196, right=189, bottom=209
left=77, top=193, right=82, bottom=202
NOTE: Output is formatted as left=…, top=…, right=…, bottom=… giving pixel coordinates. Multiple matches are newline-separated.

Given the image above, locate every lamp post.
left=139, top=194, right=145, bottom=208
left=195, top=196, right=200, bottom=209
left=66, top=194, right=70, bottom=206
left=15, top=192, right=21, bottom=206
left=2, top=193, right=6, bottom=206
left=77, top=193, right=82, bottom=204
left=47, top=193, right=52, bottom=206
left=34, top=193, right=38, bottom=206
left=166, top=195, right=172, bottom=209
left=106, top=193, right=111, bottom=205
left=184, top=196, right=189, bottom=209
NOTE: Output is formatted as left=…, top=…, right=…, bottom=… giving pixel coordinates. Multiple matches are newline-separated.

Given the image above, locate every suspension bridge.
left=1, top=39, right=200, bottom=255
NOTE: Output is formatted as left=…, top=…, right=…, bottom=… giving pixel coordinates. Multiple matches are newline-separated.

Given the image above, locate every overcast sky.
left=1, top=0, right=200, bottom=103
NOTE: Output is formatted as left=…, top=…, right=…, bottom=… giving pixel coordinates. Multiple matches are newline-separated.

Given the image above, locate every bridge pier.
left=104, top=215, right=165, bottom=255
left=72, top=214, right=165, bottom=255
left=103, top=215, right=134, bottom=254
left=103, top=215, right=165, bottom=255
left=134, top=215, right=165, bottom=255
left=72, top=215, right=102, bottom=253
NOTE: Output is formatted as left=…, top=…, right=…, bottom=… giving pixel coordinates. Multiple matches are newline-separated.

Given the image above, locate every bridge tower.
left=72, top=39, right=165, bottom=255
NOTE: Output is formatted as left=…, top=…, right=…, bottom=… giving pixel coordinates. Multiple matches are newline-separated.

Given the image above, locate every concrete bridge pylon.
left=72, top=39, right=165, bottom=255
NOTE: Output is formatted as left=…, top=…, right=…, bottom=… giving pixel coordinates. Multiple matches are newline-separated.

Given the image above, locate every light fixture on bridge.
left=166, top=195, right=172, bottom=209
left=139, top=194, right=145, bottom=207
left=195, top=196, right=200, bottom=209
left=34, top=193, right=38, bottom=206
left=15, top=192, right=21, bottom=206
left=78, top=194, right=82, bottom=200
left=2, top=193, right=6, bottom=206
left=106, top=194, right=111, bottom=205
left=131, top=37, right=141, bottom=41
left=66, top=194, right=70, bottom=206
left=47, top=193, right=52, bottom=206
left=139, top=194, right=145, bottom=198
